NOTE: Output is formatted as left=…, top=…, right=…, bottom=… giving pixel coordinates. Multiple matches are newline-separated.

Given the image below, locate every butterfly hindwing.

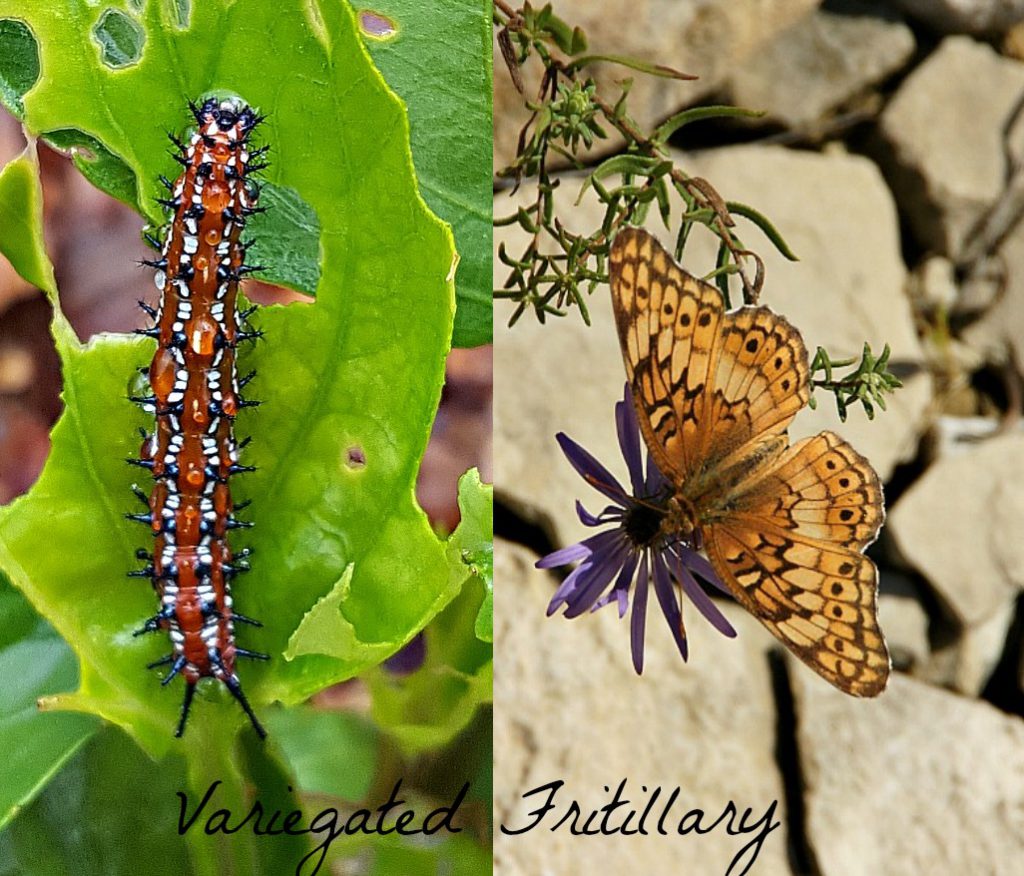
left=724, top=431, right=884, bottom=549
left=704, top=522, right=889, bottom=696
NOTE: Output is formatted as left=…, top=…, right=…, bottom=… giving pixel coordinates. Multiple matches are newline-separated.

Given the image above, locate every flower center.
left=623, top=499, right=668, bottom=549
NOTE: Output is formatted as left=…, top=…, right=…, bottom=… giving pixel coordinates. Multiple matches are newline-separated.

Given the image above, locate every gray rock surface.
left=494, top=540, right=793, bottom=875
left=793, top=670, right=1024, bottom=875
left=876, top=36, right=1024, bottom=258
left=495, top=0, right=821, bottom=171
left=917, top=599, right=1015, bottom=693
left=960, top=220, right=1024, bottom=374
left=896, top=0, right=1024, bottom=34
left=728, top=0, right=915, bottom=130
left=888, top=434, right=1024, bottom=627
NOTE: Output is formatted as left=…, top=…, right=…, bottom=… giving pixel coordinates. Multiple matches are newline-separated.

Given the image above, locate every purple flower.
left=537, top=384, right=737, bottom=673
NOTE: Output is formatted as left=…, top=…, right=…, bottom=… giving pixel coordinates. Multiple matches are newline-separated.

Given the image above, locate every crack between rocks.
left=769, top=651, right=823, bottom=876
left=494, top=491, right=557, bottom=560
left=980, top=591, right=1024, bottom=718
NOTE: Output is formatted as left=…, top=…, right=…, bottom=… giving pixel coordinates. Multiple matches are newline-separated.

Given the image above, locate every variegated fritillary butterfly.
left=609, top=227, right=890, bottom=696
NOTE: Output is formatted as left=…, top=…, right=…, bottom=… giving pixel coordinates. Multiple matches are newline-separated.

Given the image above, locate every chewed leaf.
left=446, top=469, right=494, bottom=643
left=362, top=0, right=492, bottom=347
left=284, top=564, right=394, bottom=665
left=0, top=144, right=56, bottom=295
left=0, top=0, right=456, bottom=757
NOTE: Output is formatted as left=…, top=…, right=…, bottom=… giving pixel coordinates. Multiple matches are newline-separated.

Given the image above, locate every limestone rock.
left=876, top=36, right=1024, bottom=258
left=494, top=540, right=793, bottom=875
left=916, top=599, right=1015, bottom=693
left=925, top=416, right=1020, bottom=462
left=494, top=0, right=821, bottom=171
left=895, top=0, right=1024, bottom=34
left=728, top=0, right=915, bottom=130
left=888, top=434, right=1024, bottom=627
left=793, top=670, right=1024, bottom=875
left=960, top=220, right=1024, bottom=373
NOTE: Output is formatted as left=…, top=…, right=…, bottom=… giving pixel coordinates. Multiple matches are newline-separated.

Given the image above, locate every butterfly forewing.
left=696, top=307, right=811, bottom=478
left=608, top=227, right=890, bottom=697
left=609, top=227, right=724, bottom=483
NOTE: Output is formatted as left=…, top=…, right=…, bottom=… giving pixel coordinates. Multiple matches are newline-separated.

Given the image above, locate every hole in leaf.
left=93, top=9, right=145, bottom=68
left=383, top=632, right=425, bottom=675
left=0, top=19, right=41, bottom=117
left=358, top=10, right=397, bottom=40
left=244, top=182, right=322, bottom=298
left=346, top=446, right=366, bottom=469
left=41, top=129, right=138, bottom=208
left=171, top=0, right=191, bottom=29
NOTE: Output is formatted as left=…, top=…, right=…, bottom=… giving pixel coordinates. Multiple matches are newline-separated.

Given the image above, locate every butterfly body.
left=609, top=227, right=890, bottom=697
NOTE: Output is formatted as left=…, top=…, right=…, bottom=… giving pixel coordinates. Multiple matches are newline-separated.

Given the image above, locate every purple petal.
left=537, top=528, right=621, bottom=569
left=676, top=545, right=730, bottom=595
left=545, top=529, right=626, bottom=614
left=615, top=385, right=645, bottom=494
left=653, top=552, right=689, bottom=662
left=556, top=432, right=628, bottom=505
left=591, top=550, right=638, bottom=617
left=576, top=501, right=623, bottom=528
left=537, top=541, right=591, bottom=569
left=630, top=553, right=650, bottom=674
left=563, top=539, right=631, bottom=619
left=644, top=447, right=670, bottom=495
left=674, top=553, right=737, bottom=638
left=575, top=500, right=603, bottom=527
left=547, top=559, right=594, bottom=615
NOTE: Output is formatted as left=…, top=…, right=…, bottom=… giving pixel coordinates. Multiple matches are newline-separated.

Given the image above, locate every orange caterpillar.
left=129, top=97, right=268, bottom=738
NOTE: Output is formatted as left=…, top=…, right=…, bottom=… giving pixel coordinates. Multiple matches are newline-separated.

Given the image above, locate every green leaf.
left=361, top=0, right=492, bottom=347
left=447, top=470, right=493, bottom=643
left=0, top=571, right=97, bottom=831
left=725, top=200, right=799, bottom=261
left=0, top=18, right=39, bottom=118
left=654, top=104, right=764, bottom=142
left=362, top=831, right=492, bottom=876
left=366, top=610, right=492, bottom=756
left=0, top=728, right=192, bottom=876
left=567, top=54, right=697, bottom=81
left=367, top=504, right=493, bottom=756
left=267, top=706, right=379, bottom=802
left=40, top=129, right=139, bottom=214
left=0, top=144, right=56, bottom=295
left=91, top=9, right=145, bottom=68
left=0, top=0, right=458, bottom=758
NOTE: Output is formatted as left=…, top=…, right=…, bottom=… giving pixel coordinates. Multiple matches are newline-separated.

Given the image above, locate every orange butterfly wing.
left=609, top=227, right=890, bottom=696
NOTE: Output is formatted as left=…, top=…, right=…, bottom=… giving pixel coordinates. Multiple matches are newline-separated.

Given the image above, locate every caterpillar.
left=127, top=97, right=269, bottom=739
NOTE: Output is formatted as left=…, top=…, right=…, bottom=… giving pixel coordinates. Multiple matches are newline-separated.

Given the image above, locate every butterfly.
left=608, top=226, right=890, bottom=696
